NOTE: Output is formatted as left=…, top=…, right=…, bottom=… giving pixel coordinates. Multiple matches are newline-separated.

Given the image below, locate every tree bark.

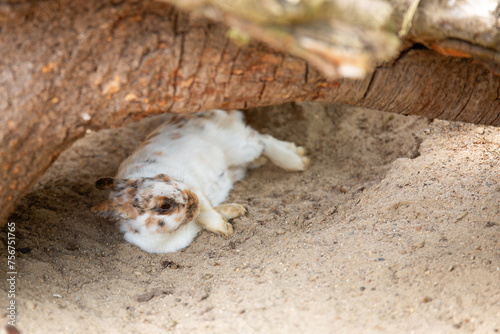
left=0, top=0, right=499, bottom=225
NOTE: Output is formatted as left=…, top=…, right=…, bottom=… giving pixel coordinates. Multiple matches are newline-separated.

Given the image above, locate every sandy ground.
left=1, top=102, right=499, bottom=333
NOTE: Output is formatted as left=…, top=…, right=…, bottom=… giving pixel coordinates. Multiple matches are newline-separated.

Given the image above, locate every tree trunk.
left=0, top=0, right=499, bottom=225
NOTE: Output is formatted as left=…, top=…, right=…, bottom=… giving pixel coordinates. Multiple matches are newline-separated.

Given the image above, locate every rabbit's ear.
left=91, top=199, right=116, bottom=216
left=95, top=177, right=120, bottom=191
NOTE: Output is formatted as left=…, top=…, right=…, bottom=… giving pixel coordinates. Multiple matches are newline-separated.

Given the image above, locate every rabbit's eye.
left=156, top=199, right=175, bottom=213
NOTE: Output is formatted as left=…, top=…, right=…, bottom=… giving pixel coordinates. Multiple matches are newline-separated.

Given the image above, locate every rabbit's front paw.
left=197, top=214, right=233, bottom=237
left=196, top=193, right=235, bottom=237
left=223, top=221, right=234, bottom=238
left=216, top=203, right=247, bottom=220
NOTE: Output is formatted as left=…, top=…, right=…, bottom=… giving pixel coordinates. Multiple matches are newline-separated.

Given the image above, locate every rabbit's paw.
left=196, top=194, right=234, bottom=237
left=262, top=135, right=310, bottom=171
left=216, top=203, right=247, bottom=220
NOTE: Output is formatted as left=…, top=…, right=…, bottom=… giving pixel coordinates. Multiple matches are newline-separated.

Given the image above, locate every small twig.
left=454, top=212, right=468, bottom=223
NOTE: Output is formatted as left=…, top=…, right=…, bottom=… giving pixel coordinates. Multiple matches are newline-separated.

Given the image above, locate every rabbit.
left=93, top=109, right=309, bottom=253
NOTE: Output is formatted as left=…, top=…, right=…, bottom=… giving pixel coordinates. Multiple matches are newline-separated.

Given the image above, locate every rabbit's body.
left=94, top=110, right=309, bottom=253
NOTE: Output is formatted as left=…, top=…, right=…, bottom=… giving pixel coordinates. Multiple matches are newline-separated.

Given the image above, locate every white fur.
left=96, top=109, right=309, bottom=253
left=123, top=218, right=202, bottom=253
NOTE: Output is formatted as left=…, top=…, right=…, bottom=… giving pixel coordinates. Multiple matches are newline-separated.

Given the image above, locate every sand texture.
left=1, top=103, right=499, bottom=333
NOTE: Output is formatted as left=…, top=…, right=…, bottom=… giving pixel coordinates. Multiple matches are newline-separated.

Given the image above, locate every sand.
left=1, top=102, right=499, bottom=333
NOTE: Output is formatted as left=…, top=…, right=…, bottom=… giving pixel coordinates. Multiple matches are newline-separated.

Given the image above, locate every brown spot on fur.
left=155, top=174, right=172, bottom=183
left=121, top=181, right=143, bottom=217
left=91, top=199, right=115, bottom=214
left=145, top=216, right=176, bottom=233
left=126, top=179, right=139, bottom=187
left=182, top=189, right=199, bottom=224
left=138, top=139, right=153, bottom=148
left=140, top=189, right=154, bottom=205
left=117, top=202, right=138, bottom=220
left=152, top=151, right=165, bottom=157
left=145, top=130, right=161, bottom=141
left=170, top=132, right=182, bottom=140
left=145, top=216, right=159, bottom=229
left=166, top=114, right=189, bottom=125
left=127, top=225, right=140, bottom=234
left=133, top=197, right=146, bottom=215
left=115, top=194, right=127, bottom=205
left=127, top=183, right=138, bottom=199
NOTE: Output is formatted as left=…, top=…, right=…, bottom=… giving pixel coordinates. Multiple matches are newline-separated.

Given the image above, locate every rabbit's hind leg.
left=247, top=156, right=268, bottom=169
left=261, top=134, right=310, bottom=172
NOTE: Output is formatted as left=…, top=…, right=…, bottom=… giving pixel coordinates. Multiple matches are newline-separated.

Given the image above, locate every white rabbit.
left=93, top=109, right=309, bottom=253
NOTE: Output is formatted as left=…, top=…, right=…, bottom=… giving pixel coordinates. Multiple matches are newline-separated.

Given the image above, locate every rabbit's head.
left=93, top=174, right=199, bottom=234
